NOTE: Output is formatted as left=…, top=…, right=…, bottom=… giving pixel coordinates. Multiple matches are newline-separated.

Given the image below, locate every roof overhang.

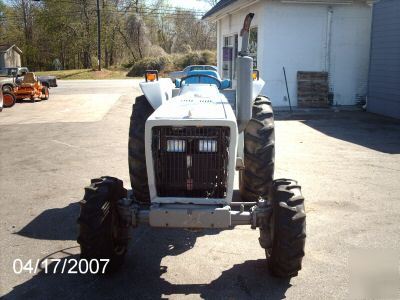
left=280, top=0, right=373, bottom=4
left=202, top=0, right=258, bottom=22
left=0, top=44, right=23, bottom=54
left=202, top=0, right=373, bottom=21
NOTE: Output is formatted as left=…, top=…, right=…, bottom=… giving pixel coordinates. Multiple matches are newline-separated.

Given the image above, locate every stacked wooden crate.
left=297, top=71, right=329, bottom=107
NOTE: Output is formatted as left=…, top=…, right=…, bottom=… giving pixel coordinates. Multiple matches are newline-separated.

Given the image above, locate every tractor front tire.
left=240, top=96, right=275, bottom=202
left=77, top=176, right=128, bottom=273
left=128, top=95, right=154, bottom=203
left=267, top=179, right=306, bottom=278
left=3, top=92, right=16, bottom=108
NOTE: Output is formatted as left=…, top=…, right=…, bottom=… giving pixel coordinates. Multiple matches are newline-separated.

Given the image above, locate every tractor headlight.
left=167, top=139, right=186, bottom=152
left=199, top=140, right=217, bottom=152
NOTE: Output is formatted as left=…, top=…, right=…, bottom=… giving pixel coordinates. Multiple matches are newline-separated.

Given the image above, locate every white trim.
left=204, top=0, right=259, bottom=22
left=280, top=0, right=353, bottom=4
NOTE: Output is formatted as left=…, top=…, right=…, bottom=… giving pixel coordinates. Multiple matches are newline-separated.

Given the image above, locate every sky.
left=2, top=0, right=213, bottom=12
left=172, top=0, right=212, bottom=12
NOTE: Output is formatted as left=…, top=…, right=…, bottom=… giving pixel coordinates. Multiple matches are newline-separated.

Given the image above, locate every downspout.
left=365, top=2, right=375, bottom=111
left=217, top=19, right=222, bottom=76
left=325, top=6, right=334, bottom=104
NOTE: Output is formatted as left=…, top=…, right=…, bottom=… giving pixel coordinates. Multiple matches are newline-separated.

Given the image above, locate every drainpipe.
left=325, top=7, right=333, bottom=73
left=217, top=19, right=222, bottom=76
left=325, top=6, right=334, bottom=105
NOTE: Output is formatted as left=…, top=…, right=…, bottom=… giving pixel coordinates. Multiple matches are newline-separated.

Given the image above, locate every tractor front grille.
left=152, top=126, right=230, bottom=198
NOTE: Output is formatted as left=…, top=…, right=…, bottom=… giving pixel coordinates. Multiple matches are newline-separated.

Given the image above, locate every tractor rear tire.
left=267, top=179, right=306, bottom=278
left=240, top=96, right=275, bottom=202
left=3, top=92, right=16, bottom=108
left=77, top=176, right=129, bottom=273
left=128, top=95, right=154, bottom=203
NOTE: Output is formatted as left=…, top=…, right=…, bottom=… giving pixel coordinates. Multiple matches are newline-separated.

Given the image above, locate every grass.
left=35, top=68, right=133, bottom=80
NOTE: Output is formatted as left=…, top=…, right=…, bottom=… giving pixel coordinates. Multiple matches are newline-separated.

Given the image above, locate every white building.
left=0, top=44, right=22, bottom=69
left=203, top=0, right=373, bottom=107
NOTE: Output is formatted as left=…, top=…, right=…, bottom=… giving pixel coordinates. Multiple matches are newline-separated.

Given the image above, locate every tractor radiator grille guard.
left=152, top=126, right=230, bottom=198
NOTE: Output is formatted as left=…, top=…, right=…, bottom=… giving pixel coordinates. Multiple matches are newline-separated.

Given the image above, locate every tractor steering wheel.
left=179, top=74, right=222, bottom=89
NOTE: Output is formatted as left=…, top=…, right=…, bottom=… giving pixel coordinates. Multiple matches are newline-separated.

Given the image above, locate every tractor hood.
left=151, top=84, right=230, bottom=120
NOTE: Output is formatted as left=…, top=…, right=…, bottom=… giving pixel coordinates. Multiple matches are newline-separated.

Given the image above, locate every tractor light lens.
left=167, top=139, right=186, bottom=152
left=146, top=73, right=156, bottom=82
left=199, top=140, right=217, bottom=152
left=144, top=70, right=158, bottom=82
left=252, top=70, right=260, bottom=80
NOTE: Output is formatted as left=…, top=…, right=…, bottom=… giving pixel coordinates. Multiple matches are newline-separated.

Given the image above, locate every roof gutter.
left=280, top=0, right=373, bottom=4
left=203, top=0, right=259, bottom=22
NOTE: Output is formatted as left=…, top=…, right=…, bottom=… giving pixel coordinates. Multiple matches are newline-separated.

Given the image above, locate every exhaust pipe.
left=236, top=13, right=254, bottom=133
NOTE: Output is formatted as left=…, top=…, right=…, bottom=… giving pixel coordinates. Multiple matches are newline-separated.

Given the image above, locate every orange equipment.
left=3, top=92, right=16, bottom=108
left=13, top=72, right=49, bottom=102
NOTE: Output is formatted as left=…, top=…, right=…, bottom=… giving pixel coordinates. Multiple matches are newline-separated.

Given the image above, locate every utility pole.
left=96, top=0, right=101, bottom=71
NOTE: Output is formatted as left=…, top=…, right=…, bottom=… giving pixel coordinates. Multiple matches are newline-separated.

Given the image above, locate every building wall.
left=1, top=49, right=21, bottom=68
left=367, top=0, right=400, bottom=119
left=217, top=2, right=264, bottom=77
left=216, top=0, right=372, bottom=107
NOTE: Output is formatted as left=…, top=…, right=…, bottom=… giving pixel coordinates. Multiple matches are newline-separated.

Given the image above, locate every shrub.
left=121, top=61, right=134, bottom=69
left=90, top=56, right=99, bottom=71
left=200, top=50, right=216, bottom=66
left=127, top=56, right=171, bottom=77
left=148, top=45, right=167, bottom=57
left=125, top=50, right=217, bottom=77
left=176, top=50, right=216, bottom=69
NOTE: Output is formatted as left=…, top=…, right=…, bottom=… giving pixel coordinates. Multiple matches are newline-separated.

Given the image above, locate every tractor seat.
left=21, top=72, right=38, bottom=87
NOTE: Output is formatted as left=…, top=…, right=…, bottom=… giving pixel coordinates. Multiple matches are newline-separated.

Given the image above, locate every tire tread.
left=240, top=96, right=275, bottom=202
left=128, top=95, right=154, bottom=203
left=268, top=179, right=306, bottom=278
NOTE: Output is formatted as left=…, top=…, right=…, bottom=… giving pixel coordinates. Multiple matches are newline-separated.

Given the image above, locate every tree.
left=0, top=0, right=216, bottom=70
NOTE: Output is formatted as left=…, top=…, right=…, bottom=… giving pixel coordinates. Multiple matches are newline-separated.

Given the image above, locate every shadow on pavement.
left=17, top=189, right=248, bottom=241
left=16, top=203, right=79, bottom=240
left=5, top=227, right=290, bottom=299
left=275, top=111, right=400, bottom=154
left=9, top=198, right=291, bottom=299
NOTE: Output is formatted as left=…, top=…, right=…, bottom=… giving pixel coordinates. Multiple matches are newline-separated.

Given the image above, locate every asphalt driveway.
left=1, top=80, right=400, bottom=299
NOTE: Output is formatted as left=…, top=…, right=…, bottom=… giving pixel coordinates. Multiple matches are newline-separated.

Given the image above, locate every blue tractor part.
left=175, top=70, right=231, bottom=90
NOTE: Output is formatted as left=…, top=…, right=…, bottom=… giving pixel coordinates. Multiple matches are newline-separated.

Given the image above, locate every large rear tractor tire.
left=240, top=96, right=275, bottom=202
left=267, top=179, right=306, bottom=278
left=77, top=176, right=129, bottom=273
left=128, top=95, right=154, bottom=203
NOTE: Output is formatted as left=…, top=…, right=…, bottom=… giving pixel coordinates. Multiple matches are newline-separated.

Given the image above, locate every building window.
left=224, top=36, right=233, bottom=47
left=222, top=34, right=239, bottom=79
left=249, top=27, right=258, bottom=68
left=222, top=35, right=233, bottom=79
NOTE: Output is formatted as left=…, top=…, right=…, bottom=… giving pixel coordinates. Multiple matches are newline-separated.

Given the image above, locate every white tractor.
left=77, top=13, right=306, bottom=278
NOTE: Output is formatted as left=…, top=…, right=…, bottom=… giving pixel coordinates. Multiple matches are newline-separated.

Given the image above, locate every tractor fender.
left=252, top=78, right=265, bottom=100
left=139, top=78, right=174, bottom=110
